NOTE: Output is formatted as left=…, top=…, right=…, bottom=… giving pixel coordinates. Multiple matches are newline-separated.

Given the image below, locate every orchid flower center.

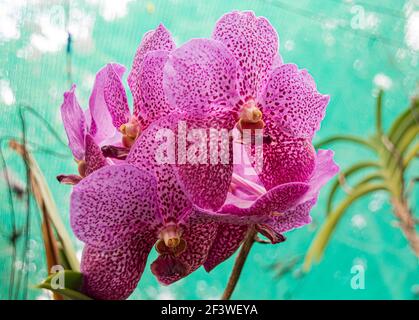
left=155, top=225, right=187, bottom=257
left=162, top=225, right=181, bottom=248
left=119, top=116, right=141, bottom=148
left=238, top=99, right=265, bottom=131
left=240, top=99, right=262, bottom=122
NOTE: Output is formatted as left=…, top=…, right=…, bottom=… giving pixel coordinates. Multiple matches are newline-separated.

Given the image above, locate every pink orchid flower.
left=160, top=11, right=332, bottom=214
left=62, top=11, right=339, bottom=300
left=68, top=24, right=233, bottom=299
left=58, top=25, right=175, bottom=184
left=158, top=11, right=338, bottom=271
left=72, top=115, right=223, bottom=299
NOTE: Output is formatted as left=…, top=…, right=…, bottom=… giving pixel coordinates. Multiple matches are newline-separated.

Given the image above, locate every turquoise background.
left=0, top=0, right=418, bottom=299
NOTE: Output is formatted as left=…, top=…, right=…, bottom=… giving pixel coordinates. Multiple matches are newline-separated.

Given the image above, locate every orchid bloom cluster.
left=58, top=11, right=339, bottom=300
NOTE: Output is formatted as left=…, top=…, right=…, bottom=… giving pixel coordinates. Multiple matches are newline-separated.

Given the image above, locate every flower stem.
left=221, top=228, right=256, bottom=300
left=391, top=197, right=419, bottom=256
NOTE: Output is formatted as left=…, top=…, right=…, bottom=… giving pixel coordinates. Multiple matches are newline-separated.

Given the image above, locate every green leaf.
left=376, top=90, right=384, bottom=133
left=314, top=135, right=377, bottom=151
left=355, top=172, right=384, bottom=186
left=404, top=144, right=419, bottom=168
left=326, top=161, right=381, bottom=213
left=384, top=126, right=418, bottom=191
left=37, top=270, right=92, bottom=300
left=303, top=183, right=388, bottom=272
left=25, top=153, right=80, bottom=271
left=388, top=101, right=419, bottom=145
left=398, top=126, right=419, bottom=155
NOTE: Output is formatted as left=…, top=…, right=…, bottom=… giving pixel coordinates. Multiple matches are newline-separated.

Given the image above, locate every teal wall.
left=0, top=0, right=418, bottom=299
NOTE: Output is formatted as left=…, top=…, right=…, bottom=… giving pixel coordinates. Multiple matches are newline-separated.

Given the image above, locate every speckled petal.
left=195, top=182, right=309, bottom=226
left=256, top=150, right=338, bottom=243
left=127, top=114, right=191, bottom=220
left=194, top=206, right=270, bottom=225
left=261, top=64, right=330, bottom=139
left=249, top=120, right=316, bottom=191
left=258, top=198, right=317, bottom=244
left=81, top=233, right=155, bottom=300
left=204, top=223, right=248, bottom=272
left=138, top=50, right=176, bottom=122
left=174, top=112, right=236, bottom=210
left=70, top=164, right=160, bottom=250
left=300, top=149, right=339, bottom=202
left=60, top=85, right=86, bottom=160
left=103, top=63, right=130, bottom=128
left=89, top=64, right=123, bottom=142
left=213, top=11, right=278, bottom=99
left=220, top=182, right=309, bottom=218
left=272, top=54, right=283, bottom=68
left=128, top=24, right=175, bottom=118
left=84, top=134, right=107, bottom=176
left=150, top=254, right=188, bottom=285
left=152, top=213, right=218, bottom=284
left=163, top=38, right=239, bottom=116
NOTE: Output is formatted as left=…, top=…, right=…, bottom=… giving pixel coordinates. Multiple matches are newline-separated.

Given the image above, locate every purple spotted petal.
left=176, top=214, right=218, bottom=275
left=150, top=254, right=189, bottom=285
left=70, top=164, right=160, bottom=250
left=130, top=111, right=235, bottom=212
left=163, top=38, right=239, bottom=116
left=204, top=223, right=248, bottom=272
left=60, top=85, right=86, bottom=160
left=89, top=64, right=123, bottom=142
left=128, top=24, right=175, bottom=118
left=258, top=198, right=317, bottom=244
left=194, top=206, right=271, bottom=225
left=272, top=54, right=283, bottom=68
left=261, top=64, right=330, bottom=139
left=138, top=50, right=176, bottom=122
left=174, top=112, right=236, bottom=210
left=103, top=63, right=130, bottom=128
left=81, top=234, right=155, bottom=300
left=84, top=134, right=107, bottom=176
left=213, top=11, right=278, bottom=99
left=300, top=149, right=340, bottom=202
left=127, top=114, right=191, bottom=220
left=221, top=182, right=309, bottom=217
left=195, top=182, right=309, bottom=225
left=256, top=150, right=338, bottom=243
left=250, top=121, right=316, bottom=190
left=152, top=213, right=218, bottom=284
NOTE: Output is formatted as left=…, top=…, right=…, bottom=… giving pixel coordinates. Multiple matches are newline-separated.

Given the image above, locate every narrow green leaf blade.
left=37, top=270, right=92, bottom=300
left=303, top=183, right=388, bottom=272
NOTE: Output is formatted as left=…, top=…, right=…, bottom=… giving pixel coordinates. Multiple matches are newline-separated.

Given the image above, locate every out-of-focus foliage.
left=304, top=91, right=419, bottom=270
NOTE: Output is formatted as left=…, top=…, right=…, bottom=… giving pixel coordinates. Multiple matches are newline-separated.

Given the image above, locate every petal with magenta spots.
left=70, top=164, right=160, bottom=250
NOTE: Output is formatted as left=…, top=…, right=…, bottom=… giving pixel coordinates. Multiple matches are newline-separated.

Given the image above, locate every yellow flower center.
left=76, top=159, right=87, bottom=177
left=119, top=116, right=141, bottom=148
left=240, top=99, right=263, bottom=123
